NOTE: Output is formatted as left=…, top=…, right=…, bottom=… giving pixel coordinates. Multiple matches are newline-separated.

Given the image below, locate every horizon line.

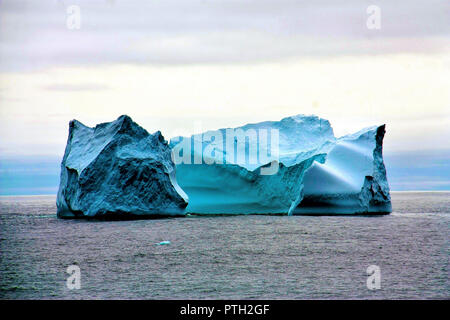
left=1, top=190, right=450, bottom=197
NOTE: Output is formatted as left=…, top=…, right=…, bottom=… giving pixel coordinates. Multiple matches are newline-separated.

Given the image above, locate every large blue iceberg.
left=170, top=115, right=391, bottom=215
left=57, top=114, right=391, bottom=218
left=57, top=115, right=188, bottom=219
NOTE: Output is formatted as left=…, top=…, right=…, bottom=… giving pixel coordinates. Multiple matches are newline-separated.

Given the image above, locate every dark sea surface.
left=0, top=192, right=448, bottom=299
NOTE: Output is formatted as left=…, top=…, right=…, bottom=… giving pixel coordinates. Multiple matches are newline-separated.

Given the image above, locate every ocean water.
left=0, top=192, right=448, bottom=299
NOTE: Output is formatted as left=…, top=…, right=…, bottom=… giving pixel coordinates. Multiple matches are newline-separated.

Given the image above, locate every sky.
left=0, top=0, right=449, bottom=194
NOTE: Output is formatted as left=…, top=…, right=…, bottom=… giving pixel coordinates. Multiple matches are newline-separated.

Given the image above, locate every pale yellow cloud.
left=0, top=53, right=449, bottom=155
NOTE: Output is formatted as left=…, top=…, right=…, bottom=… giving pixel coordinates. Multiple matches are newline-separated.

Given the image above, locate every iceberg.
left=170, top=114, right=391, bottom=215
left=56, top=115, right=188, bottom=219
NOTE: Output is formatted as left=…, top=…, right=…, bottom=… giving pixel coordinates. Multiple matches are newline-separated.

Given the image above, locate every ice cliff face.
left=56, top=115, right=188, bottom=219
left=170, top=115, right=391, bottom=215
left=294, top=124, right=391, bottom=214
left=170, top=115, right=334, bottom=214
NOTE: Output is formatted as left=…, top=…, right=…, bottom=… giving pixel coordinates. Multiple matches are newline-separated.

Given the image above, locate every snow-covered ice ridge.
left=57, top=115, right=188, bottom=219
left=170, top=114, right=391, bottom=215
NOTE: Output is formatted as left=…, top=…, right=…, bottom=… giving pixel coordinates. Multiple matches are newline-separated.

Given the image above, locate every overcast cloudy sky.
left=0, top=0, right=449, bottom=193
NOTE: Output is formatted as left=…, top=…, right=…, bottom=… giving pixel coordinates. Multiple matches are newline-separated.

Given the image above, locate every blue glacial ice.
left=293, top=124, right=392, bottom=214
left=56, top=115, right=188, bottom=218
left=170, top=115, right=391, bottom=215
